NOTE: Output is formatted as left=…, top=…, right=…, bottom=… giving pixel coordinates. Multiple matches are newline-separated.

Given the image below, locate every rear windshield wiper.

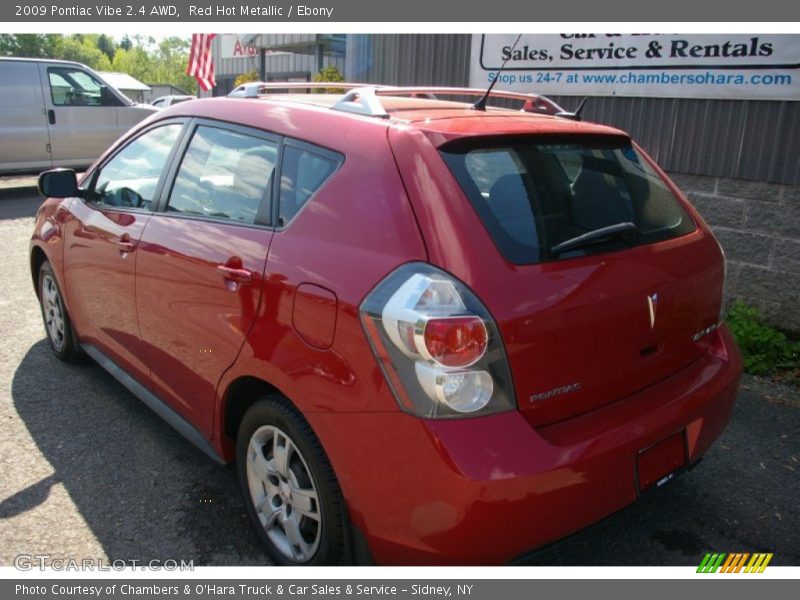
left=551, top=222, right=636, bottom=255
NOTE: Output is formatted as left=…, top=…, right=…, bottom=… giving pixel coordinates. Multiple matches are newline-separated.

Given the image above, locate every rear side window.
left=441, top=137, right=696, bottom=264
left=167, top=126, right=277, bottom=224
left=278, top=146, right=339, bottom=227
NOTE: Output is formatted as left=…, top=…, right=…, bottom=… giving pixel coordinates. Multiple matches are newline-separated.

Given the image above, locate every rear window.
left=440, top=137, right=696, bottom=264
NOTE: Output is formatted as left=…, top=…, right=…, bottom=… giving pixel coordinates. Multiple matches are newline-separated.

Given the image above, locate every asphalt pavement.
left=0, top=182, right=798, bottom=567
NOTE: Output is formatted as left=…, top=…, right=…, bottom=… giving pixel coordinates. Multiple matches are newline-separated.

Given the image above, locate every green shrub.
left=234, top=70, right=259, bottom=87
left=312, top=66, right=345, bottom=93
left=725, top=300, right=800, bottom=378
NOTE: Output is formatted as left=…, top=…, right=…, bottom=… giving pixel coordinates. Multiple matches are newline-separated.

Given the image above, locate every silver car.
left=0, top=57, right=158, bottom=175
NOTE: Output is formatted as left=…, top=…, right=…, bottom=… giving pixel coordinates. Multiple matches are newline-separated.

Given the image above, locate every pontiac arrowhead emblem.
left=647, top=293, right=659, bottom=329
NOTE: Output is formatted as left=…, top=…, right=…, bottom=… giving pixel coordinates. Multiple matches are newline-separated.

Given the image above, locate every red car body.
left=30, top=89, right=742, bottom=565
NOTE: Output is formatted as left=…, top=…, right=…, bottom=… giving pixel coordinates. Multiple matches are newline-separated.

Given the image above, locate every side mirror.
left=38, top=169, right=79, bottom=198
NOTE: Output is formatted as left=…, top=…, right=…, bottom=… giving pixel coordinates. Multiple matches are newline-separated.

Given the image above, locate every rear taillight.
left=360, top=263, right=516, bottom=419
left=423, top=317, right=488, bottom=367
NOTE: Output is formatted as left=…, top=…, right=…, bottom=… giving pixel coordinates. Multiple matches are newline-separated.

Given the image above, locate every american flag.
left=186, top=34, right=216, bottom=92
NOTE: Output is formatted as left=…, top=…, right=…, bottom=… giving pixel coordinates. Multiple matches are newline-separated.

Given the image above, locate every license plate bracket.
left=636, top=430, right=688, bottom=494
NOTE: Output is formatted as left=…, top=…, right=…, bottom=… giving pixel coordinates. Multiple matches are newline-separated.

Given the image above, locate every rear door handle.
left=116, top=240, right=136, bottom=254
left=47, top=109, right=55, bottom=125
left=217, top=265, right=253, bottom=284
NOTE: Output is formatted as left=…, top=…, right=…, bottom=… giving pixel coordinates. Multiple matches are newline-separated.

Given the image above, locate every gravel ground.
left=0, top=184, right=798, bottom=567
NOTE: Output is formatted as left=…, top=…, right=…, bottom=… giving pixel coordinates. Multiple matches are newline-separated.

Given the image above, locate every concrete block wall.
left=669, top=173, right=800, bottom=332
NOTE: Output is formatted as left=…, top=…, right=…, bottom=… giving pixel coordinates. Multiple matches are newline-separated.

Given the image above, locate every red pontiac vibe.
left=30, top=84, right=742, bottom=565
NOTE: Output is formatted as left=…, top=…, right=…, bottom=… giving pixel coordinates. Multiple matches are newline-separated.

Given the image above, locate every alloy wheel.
left=246, top=425, right=322, bottom=563
left=42, top=274, right=66, bottom=350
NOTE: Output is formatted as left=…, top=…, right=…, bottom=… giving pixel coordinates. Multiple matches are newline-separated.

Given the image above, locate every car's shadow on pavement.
left=10, top=341, right=799, bottom=566
left=6, top=340, right=722, bottom=567
left=10, top=339, right=268, bottom=565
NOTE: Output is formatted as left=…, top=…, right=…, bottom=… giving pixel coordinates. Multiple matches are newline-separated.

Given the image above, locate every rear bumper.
left=308, top=326, right=742, bottom=565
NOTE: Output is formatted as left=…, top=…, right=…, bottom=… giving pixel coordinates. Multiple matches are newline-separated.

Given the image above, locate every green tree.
left=153, top=37, right=195, bottom=92
left=54, top=35, right=112, bottom=70
left=96, top=34, right=116, bottom=62
left=110, top=46, right=151, bottom=80
left=0, top=34, right=60, bottom=57
left=110, top=37, right=195, bottom=93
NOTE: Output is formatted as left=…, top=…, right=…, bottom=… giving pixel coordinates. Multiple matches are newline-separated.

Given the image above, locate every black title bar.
left=3, top=0, right=800, bottom=22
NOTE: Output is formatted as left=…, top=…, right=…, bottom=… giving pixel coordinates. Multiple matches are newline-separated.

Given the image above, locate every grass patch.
left=725, top=300, right=800, bottom=384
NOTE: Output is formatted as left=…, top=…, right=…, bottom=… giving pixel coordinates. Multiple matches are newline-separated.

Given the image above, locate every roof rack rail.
left=371, top=87, right=566, bottom=117
left=243, top=82, right=566, bottom=119
left=332, top=87, right=390, bottom=118
left=242, top=81, right=368, bottom=98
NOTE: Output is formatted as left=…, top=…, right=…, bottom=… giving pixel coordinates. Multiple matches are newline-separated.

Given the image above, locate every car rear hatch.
left=494, top=234, right=723, bottom=428
left=392, top=124, right=725, bottom=428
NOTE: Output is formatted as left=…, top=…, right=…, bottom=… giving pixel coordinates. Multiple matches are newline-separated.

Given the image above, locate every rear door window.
left=441, top=137, right=696, bottom=264
left=167, top=125, right=277, bottom=224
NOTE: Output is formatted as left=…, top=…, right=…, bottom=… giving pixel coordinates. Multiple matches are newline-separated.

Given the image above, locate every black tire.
left=236, top=395, right=346, bottom=565
left=38, top=260, right=82, bottom=362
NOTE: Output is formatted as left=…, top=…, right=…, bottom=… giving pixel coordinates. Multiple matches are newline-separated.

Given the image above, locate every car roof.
left=259, top=94, right=628, bottom=139
left=0, top=56, right=87, bottom=68
left=158, top=94, right=628, bottom=145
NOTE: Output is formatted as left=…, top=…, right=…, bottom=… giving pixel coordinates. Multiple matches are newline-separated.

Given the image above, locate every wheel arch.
left=30, top=245, right=48, bottom=298
left=217, top=374, right=345, bottom=486
left=220, top=375, right=287, bottom=460
left=216, top=372, right=370, bottom=563
left=217, top=371, right=352, bottom=500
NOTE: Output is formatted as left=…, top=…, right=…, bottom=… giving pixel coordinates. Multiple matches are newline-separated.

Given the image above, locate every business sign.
left=219, top=35, right=259, bottom=59
left=470, top=34, right=800, bottom=100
